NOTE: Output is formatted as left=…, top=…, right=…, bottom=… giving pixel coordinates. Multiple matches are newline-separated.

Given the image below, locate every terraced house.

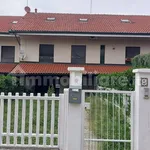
left=0, top=7, right=150, bottom=93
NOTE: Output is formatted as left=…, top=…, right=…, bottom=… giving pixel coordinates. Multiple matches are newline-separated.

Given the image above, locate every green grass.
left=86, top=93, right=131, bottom=150
left=2, top=99, right=59, bottom=146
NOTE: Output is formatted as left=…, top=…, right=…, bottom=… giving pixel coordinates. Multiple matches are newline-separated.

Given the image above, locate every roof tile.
left=0, top=64, right=17, bottom=73
left=11, top=63, right=131, bottom=74
left=11, top=13, right=150, bottom=34
left=0, top=16, right=21, bottom=33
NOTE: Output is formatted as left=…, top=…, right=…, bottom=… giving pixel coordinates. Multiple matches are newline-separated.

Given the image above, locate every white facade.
left=1, top=35, right=150, bottom=64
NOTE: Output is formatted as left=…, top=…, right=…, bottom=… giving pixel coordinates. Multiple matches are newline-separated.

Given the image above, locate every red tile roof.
left=0, top=16, right=21, bottom=33
left=11, top=13, right=150, bottom=34
left=10, top=63, right=131, bottom=74
left=0, top=64, right=17, bottom=73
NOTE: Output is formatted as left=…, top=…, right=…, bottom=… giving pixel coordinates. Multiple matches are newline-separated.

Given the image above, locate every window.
left=1, top=46, right=15, bottom=63
left=126, top=47, right=140, bottom=64
left=71, top=45, right=86, bottom=64
left=100, top=45, right=105, bottom=64
left=39, top=44, right=54, bottom=63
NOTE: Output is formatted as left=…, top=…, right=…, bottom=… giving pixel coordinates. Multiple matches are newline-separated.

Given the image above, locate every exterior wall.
left=105, top=43, right=125, bottom=64
left=86, top=42, right=100, bottom=64
left=20, top=36, right=40, bottom=62
left=20, top=36, right=150, bottom=64
left=104, top=38, right=150, bottom=64
left=0, top=37, right=19, bottom=62
left=20, top=36, right=101, bottom=64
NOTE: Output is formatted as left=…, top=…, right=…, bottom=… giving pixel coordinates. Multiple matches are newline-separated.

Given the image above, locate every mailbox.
left=69, top=89, right=82, bottom=104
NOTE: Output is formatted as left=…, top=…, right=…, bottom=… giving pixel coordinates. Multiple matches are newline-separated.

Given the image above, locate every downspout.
left=10, top=30, right=26, bottom=61
left=10, top=29, right=21, bottom=46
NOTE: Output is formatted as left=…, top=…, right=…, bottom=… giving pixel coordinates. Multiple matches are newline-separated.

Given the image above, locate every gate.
left=0, top=92, right=61, bottom=149
left=83, top=90, right=134, bottom=150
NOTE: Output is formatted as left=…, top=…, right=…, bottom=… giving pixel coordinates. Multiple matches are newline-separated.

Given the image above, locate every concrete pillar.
left=133, top=69, right=150, bottom=150
left=60, top=67, right=84, bottom=150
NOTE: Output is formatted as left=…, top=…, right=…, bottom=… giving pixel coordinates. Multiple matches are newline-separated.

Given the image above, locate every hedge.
left=132, top=53, right=150, bottom=68
left=97, top=68, right=135, bottom=91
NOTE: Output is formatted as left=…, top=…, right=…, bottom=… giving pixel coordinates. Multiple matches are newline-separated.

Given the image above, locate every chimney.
left=35, top=8, right=37, bottom=13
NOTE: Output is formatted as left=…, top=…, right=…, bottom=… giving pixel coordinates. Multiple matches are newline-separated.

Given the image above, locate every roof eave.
left=10, top=31, right=150, bottom=38
left=0, top=32, right=15, bottom=37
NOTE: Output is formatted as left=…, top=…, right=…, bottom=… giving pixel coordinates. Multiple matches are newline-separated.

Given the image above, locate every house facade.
left=1, top=8, right=150, bottom=93
left=1, top=36, right=150, bottom=65
left=17, top=36, right=150, bottom=64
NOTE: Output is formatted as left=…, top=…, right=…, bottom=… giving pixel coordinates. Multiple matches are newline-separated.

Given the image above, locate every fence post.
left=0, top=97, right=2, bottom=145
left=133, top=69, right=150, bottom=150
left=58, top=93, right=65, bottom=150
left=59, top=67, right=84, bottom=150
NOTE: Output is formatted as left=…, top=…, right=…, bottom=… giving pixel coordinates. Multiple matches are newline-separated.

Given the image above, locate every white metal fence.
left=0, top=92, right=60, bottom=148
left=83, top=90, right=134, bottom=150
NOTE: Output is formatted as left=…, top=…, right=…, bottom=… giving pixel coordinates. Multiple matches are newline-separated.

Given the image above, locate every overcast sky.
left=0, top=0, right=150, bottom=16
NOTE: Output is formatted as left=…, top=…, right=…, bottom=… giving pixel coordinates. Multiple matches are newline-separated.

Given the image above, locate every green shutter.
left=100, top=45, right=105, bottom=64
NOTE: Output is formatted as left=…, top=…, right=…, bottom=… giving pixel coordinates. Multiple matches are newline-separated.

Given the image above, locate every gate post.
left=61, top=67, right=84, bottom=150
left=133, top=69, right=150, bottom=150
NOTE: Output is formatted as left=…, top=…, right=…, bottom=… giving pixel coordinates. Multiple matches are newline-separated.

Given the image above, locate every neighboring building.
left=1, top=7, right=150, bottom=93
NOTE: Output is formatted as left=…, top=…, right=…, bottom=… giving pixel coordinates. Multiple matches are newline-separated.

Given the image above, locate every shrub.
left=0, top=75, right=25, bottom=94
left=47, top=86, right=55, bottom=96
left=132, top=53, right=150, bottom=68
left=97, top=68, right=135, bottom=91
left=97, top=53, right=150, bottom=91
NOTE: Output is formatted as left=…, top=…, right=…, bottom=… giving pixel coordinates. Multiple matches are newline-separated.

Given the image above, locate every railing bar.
left=124, top=94, right=127, bottom=150
left=91, top=95, right=96, bottom=150
left=58, top=94, right=61, bottom=147
left=0, top=144, right=59, bottom=148
left=6, top=97, right=11, bottom=145
left=50, top=100, right=55, bottom=146
left=91, top=93, right=93, bottom=150
left=95, top=93, right=98, bottom=149
left=43, top=99, right=48, bottom=146
left=93, top=93, right=96, bottom=150
left=1, top=133, right=58, bottom=137
left=82, top=90, right=133, bottom=94
left=0, top=96, right=60, bottom=100
left=89, top=93, right=92, bottom=150
left=107, top=93, right=109, bottom=150
left=112, top=93, right=115, bottom=150
left=0, top=98, right=4, bottom=145
left=101, top=93, right=103, bottom=150
left=131, top=93, right=134, bottom=150
left=118, top=94, right=121, bottom=150
left=28, top=98, right=33, bottom=145
left=21, top=98, right=26, bottom=145
left=36, top=99, right=40, bottom=146
left=90, top=93, right=93, bottom=150
left=14, top=97, right=19, bottom=145
left=84, top=139, right=131, bottom=142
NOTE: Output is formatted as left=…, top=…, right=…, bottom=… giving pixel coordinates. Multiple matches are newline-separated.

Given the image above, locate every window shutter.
left=39, top=44, right=54, bottom=63
left=1, top=46, right=15, bottom=63
left=71, top=45, right=86, bottom=64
